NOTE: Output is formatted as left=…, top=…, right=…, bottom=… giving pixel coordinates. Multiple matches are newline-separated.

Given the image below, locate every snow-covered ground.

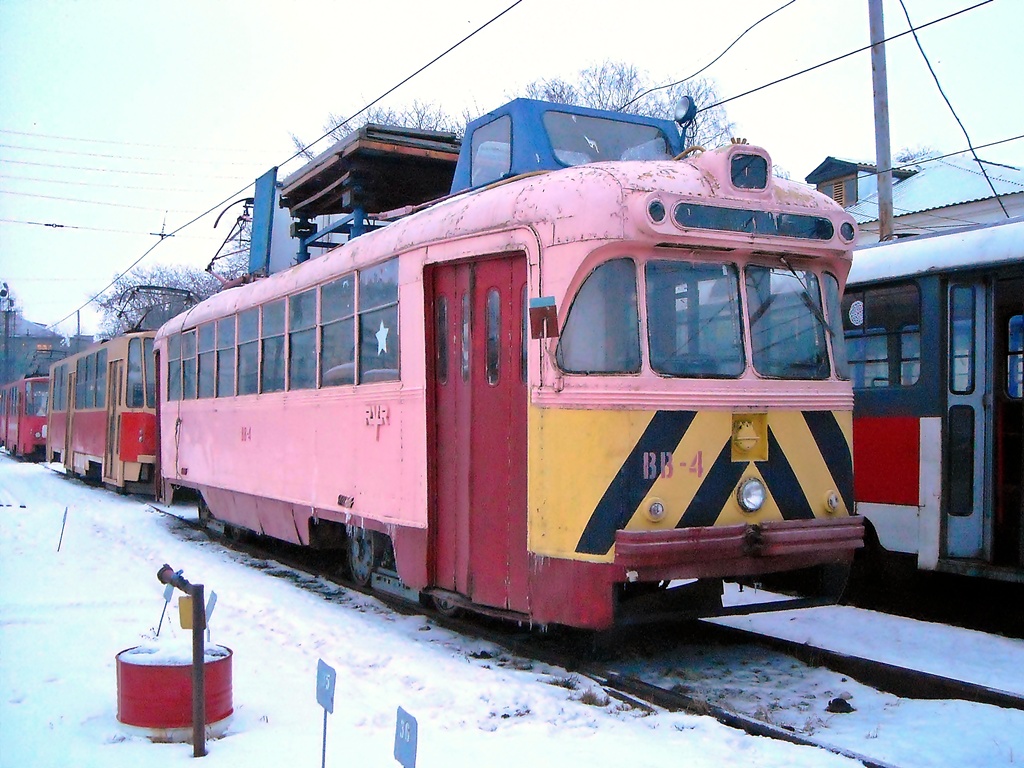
left=2, top=454, right=1023, bottom=768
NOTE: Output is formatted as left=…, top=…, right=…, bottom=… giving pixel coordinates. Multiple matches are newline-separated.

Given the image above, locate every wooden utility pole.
left=869, top=0, right=894, bottom=241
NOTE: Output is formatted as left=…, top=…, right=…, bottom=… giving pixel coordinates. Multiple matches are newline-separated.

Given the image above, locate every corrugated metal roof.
left=846, top=153, right=1024, bottom=223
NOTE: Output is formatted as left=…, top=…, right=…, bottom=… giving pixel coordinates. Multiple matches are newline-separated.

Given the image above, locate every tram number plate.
left=642, top=450, right=704, bottom=480
left=394, top=706, right=418, bottom=768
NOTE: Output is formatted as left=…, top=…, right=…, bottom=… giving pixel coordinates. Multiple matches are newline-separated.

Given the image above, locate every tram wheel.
left=431, top=593, right=463, bottom=618
left=347, top=527, right=378, bottom=587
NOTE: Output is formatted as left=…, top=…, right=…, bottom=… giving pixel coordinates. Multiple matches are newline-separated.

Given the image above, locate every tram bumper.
left=613, top=515, right=865, bottom=581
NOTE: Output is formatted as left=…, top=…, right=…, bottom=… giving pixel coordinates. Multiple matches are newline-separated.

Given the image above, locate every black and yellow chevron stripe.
left=528, top=408, right=853, bottom=562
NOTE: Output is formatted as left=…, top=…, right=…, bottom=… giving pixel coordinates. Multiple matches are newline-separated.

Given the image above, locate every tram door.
left=944, top=280, right=992, bottom=559
left=104, top=360, right=123, bottom=483
left=429, top=254, right=529, bottom=612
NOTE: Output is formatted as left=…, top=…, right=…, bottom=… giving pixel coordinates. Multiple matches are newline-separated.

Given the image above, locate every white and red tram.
left=846, top=217, right=1024, bottom=582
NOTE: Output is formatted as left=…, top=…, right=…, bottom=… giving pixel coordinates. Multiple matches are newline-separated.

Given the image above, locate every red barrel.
left=116, top=645, right=233, bottom=729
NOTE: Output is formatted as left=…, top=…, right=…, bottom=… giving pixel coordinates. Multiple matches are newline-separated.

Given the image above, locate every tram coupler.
left=156, top=563, right=207, bottom=758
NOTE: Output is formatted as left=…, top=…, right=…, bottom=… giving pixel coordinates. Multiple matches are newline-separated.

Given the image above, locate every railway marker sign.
left=394, top=706, right=418, bottom=768
left=316, top=659, right=337, bottom=713
left=317, top=659, right=337, bottom=768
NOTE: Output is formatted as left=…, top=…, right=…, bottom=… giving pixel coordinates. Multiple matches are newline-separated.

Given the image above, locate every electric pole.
left=869, top=0, right=895, bottom=241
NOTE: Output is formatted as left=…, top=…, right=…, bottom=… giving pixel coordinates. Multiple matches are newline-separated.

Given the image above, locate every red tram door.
left=428, top=254, right=529, bottom=613
left=104, top=360, right=123, bottom=483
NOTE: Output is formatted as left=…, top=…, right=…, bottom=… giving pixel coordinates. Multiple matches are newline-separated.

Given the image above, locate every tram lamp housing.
left=826, top=491, right=841, bottom=513
left=673, top=96, right=698, bottom=129
left=647, top=500, right=666, bottom=522
left=736, top=477, right=767, bottom=513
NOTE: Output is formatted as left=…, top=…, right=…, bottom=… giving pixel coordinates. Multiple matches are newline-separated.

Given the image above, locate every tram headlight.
left=647, top=500, right=666, bottom=522
left=736, top=477, right=766, bottom=513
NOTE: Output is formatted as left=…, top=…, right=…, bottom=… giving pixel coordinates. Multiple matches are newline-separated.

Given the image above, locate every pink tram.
left=157, top=99, right=863, bottom=629
left=47, top=332, right=158, bottom=492
left=0, top=376, right=49, bottom=460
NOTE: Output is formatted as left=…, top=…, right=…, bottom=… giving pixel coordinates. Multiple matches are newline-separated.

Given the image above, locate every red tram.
left=0, top=376, right=49, bottom=460
left=47, top=332, right=158, bottom=492
left=157, top=99, right=863, bottom=629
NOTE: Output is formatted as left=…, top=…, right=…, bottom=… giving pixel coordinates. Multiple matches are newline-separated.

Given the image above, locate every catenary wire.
left=699, top=0, right=992, bottom=112
left=895, top=0, right=1008, bottom=217
left=43, top=0, right=526, bottom=331
left=617, top=0, right=797, bottom=112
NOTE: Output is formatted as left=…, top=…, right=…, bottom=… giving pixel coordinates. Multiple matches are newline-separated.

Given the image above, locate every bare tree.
left=895, top=144, right=941, bottom=167
left=519, top=60, right=736, bottom=149
left=291, top=100, right=468, bottom=161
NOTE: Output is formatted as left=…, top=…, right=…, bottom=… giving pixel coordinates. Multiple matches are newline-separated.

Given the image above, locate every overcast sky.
left=2, top=0, right=1021, bottom=335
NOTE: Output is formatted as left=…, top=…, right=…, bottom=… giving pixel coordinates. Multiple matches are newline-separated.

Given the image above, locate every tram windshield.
left=26, top=381, right=48, bottom=417
left=558, top=258, right=838, bottom=380
left=745, top=266, right=830, bottom=379
left=646, top=260, right=745, bottom=377
left=542, top=112, right=672, bottom=167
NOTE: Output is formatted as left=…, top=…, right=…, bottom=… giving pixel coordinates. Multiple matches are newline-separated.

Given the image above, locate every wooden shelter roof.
left=279, top=125, right=461, bottom=219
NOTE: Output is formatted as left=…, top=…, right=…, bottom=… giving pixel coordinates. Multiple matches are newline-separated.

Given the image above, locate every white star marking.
left=375, top=320, right=389, bottom=354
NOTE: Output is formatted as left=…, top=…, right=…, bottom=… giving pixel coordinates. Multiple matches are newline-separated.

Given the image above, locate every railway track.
left=146, top=500, right=1024, bottom=768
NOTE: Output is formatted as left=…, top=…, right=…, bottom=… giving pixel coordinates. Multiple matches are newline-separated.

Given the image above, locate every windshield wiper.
left=777, top=255, right=833, bottom=338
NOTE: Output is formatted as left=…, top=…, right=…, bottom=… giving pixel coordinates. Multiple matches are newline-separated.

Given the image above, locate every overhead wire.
left=617, top=0, right=797, bottom=112
left=0, top=127, right=271, bottom=153
left=36, top=0, right=1011, bottom=331
left=0, top=189, right=195, bottom=213
left=0, top=142, right=266, bottom=166
left=895, top=0, right=1008, bottom=217
left=0, top=157, right=247, bottom=180
left=43, top=0, right=526, bottom=331
left=699, top=0, right=992, bottom=112
left=0, top=217, right=213, bottom=238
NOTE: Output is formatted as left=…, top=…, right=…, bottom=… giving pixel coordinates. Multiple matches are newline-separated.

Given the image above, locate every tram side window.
left=144, top=336, right=156, bottom=408
left=95, top=349, right=107, bottom=409
left=485, top=289, right=501, bottom=385
left=521, top=285, right=528, bottom=384
left=321, top=275, right=355, bottom=387
left=949, top=285, right=976, bottom=394
left=182, top=330, right=198, bottom=399
left=842, top=283, right=921, bottom=388
left=646, top=260, right=744, bottom=377
left=167, top=334, right=182, bottom=401
left=471, top=116, right=511, bottom=187
left=216, top=317, right=235, bottom=397
left=557, top=258, right=641, bottom=374
left=237, top=309, right=259, bottom=396
left=1008, top=314, right=1023, bottom=399
left=358, top=258, right=400, bottom=383
left=435, top=296, right=449, bottom=385
left=745, top=266, right=829, bottom=379
left=55, top=364, right=68, bottom=411
left=127, top=337, right=145, bottom=407
left=289, top=289, right=317, bottom=390
left=76, top=356, right=87, bottom=408
left=197, top=323, right=216, bottom=399
left=261, top=300, right=286, bottom=393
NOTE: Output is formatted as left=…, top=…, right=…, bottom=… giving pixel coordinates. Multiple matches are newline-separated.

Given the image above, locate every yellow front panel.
left=528, top=406, right=853, bottom=563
